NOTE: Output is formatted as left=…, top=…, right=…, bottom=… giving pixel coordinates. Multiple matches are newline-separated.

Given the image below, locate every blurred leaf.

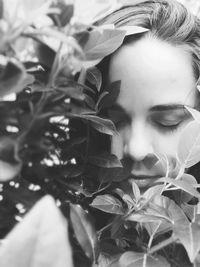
left=177, top=120, right=200, bottom=168
left=88, top=153, right=122, bottom=168
left=0, top=160, right=22, bottom=182
left=174, top=221, right=200, bottom=263
left=118, top=251, right=170, bottom=267
left=70, top=204, right=99, bottom=262
left=90, top=194, right=125, bottom=215
left=55, top=2, right=74, bottom=26
left=0, top=196, right=73, bottom=267
left=0, top=59, right=34, bottom=98
left=87, top=67, right=102, bottom=92
left=83, top=28, right=126, bottom=60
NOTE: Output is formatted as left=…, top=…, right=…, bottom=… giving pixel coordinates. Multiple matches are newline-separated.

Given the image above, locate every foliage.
left=0, top=0, right=200, bottom=267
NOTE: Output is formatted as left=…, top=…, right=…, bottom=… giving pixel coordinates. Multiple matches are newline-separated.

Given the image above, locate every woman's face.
left=108, top=37, right=197, bottom=188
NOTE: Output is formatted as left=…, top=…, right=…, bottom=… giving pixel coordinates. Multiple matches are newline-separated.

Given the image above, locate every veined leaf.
left=88, top=153, right=122, bottom=168
left=72, top=114, right=118, bottom=135
left=87, top=67, right=102, bottom=92
left=119, top=251, right=170, bottom=267
left=162, top=177, right=200, bottom=198
left=83, top=28, right=126, bottom=60
left=131, top=180, right=140, bottom=202
left=70, top=204, right=99, bottom=262
left=177, top=120, right=200, bottom=168
left=173, top=221, right=200, bottom=263
left=0, top=196, right=73, bottom=267
left=90, top=194, right=125, bottom=215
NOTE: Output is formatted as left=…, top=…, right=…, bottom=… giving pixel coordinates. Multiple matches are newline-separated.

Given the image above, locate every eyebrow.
left=149, top=104, right=188, bottom=112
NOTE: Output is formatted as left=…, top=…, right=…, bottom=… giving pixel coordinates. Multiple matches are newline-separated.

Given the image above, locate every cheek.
left=152, top=130, right=183, bottom=159
left=111, top=134, right=124, bottom=159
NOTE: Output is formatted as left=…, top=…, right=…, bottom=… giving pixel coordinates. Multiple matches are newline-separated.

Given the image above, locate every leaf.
left=131, top=181, right=140, bottom=201
left=83, top=28, right=126, bottom=60
left=142, top=185, right=164, bottom=202
left=173, top=221, right=200, bottom=263
left=119, top=26, right=149, bottom=36
left=0, top=59, right=34, bottom=98
left=185, top=106, right=200, bottom=123
left=0, top=160, right=22, bottom=182
left=98, top=81, right=121, bottom=110
left=177, top=120, right=200, bottom=168
left=70, top=204, right=99, bottom=262
left=87, top=67, right=102, bottom=92
left=0, top=196, right=73, bottom=267
left=56, top=3, right=74, bottom=26
left=90, top=194, right=125, bottom=215
left=98, top=166, right=130, bottom=183
left=162, top=177, right=200, bottom=198
left=119, top=251, right=170, bottom=267
left=73, top=114, right=118, bottom=135
left=88, top=153, right=122, bottom=168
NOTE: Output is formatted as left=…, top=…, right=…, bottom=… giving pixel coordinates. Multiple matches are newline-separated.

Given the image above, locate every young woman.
left=96, top=0, right=200, bottom=188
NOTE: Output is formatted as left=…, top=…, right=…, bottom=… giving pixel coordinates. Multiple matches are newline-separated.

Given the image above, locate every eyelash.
left=155, top=122, right=181, bottom=133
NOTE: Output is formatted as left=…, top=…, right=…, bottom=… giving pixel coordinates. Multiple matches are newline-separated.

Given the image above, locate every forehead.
left=108, top=37, right=196, bottom=112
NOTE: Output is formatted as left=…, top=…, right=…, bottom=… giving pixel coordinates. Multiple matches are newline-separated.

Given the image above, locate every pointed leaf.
left=119, top=251, right=170, bottom=267
left=87, top=67, right=102, bottom=92
left=70, top=204, right=99, bottom=262
left=185, top=106, right=200, bottom=123
left=174, top=221, right=200, bottom=263
left=90, top=194, right=125, bottom=215
left=177, top=120, right=200, bottom=168
left=83, top=28, right=126, bottom=60
left=99, top=81, right=121, bottom=110
left=88, top=153, right=122, bottom=168
left=0, top=196, right=73, bottom=267
left=73, top=114, right=118, bottom=135
left=131, top=180, right=140, bottom=201
left=163, top=177, right=200, bottom=198
left=119, top=26, right=149, bottom=36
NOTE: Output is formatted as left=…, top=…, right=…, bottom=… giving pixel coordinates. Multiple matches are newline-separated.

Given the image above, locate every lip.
left=130, top=174, right=161, bottom=180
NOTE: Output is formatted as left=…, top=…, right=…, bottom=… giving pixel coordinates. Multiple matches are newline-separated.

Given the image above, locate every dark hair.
left=96, top=0, right=200, bottom=80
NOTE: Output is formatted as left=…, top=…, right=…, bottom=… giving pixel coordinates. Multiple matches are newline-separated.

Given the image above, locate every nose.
left=125, top=121, right=154, bottom=161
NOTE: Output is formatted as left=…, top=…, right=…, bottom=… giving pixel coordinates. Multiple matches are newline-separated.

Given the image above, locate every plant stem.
left=78, top=68, right=87, bottom=84
left=148, top=235, right=177, bottom=255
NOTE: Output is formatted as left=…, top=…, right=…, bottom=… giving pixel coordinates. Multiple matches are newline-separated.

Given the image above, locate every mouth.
left=128, top=174, right=161, bottom=188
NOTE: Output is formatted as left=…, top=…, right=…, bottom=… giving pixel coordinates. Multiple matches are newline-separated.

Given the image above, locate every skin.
left=108, top=36, right=197, bottom=188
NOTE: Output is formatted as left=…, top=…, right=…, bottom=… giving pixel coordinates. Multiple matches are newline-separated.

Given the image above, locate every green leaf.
left=131, top=180, right=140, bottom=201
left=119, top=251, right=170, bottom=267
left=90, top=194, right=125, bottom=215
left=177, top=120, right=200, bottom=168
left=173, top=221, right=200, bottom=263
left=87, top=67, right=102, bottom=92
left=70, top=204, right=99, bottom=262
left=0, top=196, right=73, bottom=267
left=88, top=153, right=122, bottom=168
left=83, top=28, right=126, bottom=60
